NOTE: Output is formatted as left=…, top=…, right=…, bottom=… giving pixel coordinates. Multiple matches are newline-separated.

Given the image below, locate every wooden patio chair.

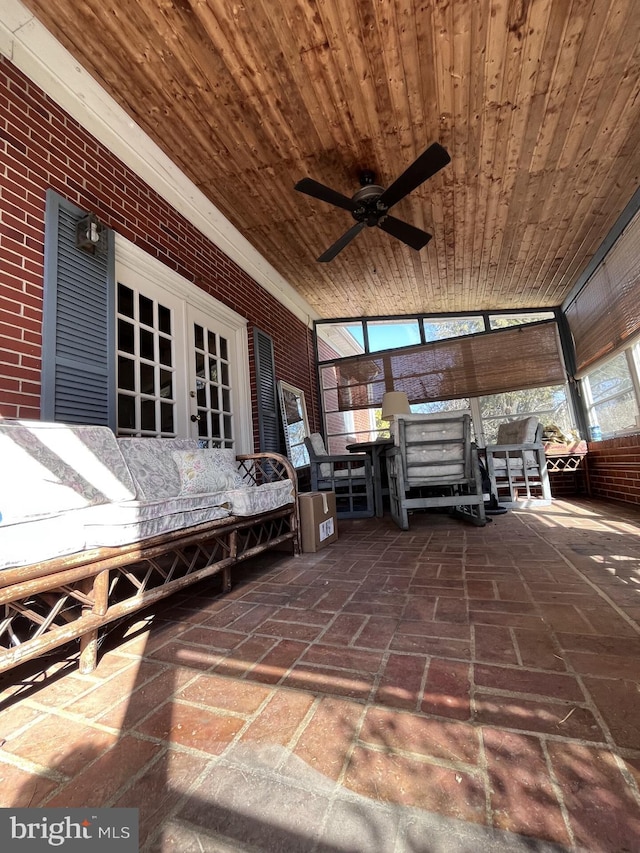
left=484, top=417, right=552, bottom=507
left=386, top=413, right=486, bottom=530
left=304, top=433, right=374, bottom=519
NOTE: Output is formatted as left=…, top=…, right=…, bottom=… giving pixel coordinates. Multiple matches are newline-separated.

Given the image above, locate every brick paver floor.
left=1, top=498, right=639, bottom=851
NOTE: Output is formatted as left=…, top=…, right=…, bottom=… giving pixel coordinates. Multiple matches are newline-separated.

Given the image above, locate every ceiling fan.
left=294, top=142, right=451, bottom=262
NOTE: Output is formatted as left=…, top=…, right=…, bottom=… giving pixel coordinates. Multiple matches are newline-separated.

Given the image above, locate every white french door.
left=186, top=306, right=240, bottom=448
left=115, top=237, right=252, bottom=450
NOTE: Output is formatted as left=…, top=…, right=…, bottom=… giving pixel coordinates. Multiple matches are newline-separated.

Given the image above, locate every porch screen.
left=565, top=208, right=640, bottom=376
left=321, top=321, right=565, bottom=412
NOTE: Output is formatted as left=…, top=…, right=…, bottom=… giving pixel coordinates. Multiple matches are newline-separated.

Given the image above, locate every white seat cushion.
left=224, top=480, right=294, bottom=516
left=81, top=493, right=231, bottom=548
left=0, top=515, right=87, bottom=570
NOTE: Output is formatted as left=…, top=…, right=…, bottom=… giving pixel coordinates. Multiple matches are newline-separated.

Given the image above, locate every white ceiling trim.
left=0, top=0, right=318, bottom=328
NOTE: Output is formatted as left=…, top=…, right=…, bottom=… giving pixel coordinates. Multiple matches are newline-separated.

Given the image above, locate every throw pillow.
left=172, top=448, right=245, bottom=494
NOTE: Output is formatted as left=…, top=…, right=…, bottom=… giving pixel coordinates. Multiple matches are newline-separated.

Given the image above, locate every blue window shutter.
left=253, top=327, right=282, bottom=453
left=41, top=190, right=116, bottom=428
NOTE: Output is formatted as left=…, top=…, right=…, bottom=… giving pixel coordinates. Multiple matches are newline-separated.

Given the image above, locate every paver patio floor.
left=1, top=498, right=639, bottom=851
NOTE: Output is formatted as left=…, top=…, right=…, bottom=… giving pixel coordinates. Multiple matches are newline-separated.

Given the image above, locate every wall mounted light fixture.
left=76, top=213, right=107, bottom=255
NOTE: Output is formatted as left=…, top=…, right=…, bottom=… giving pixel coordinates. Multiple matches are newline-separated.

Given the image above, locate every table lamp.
left=381, top=391, right=411, bottom=421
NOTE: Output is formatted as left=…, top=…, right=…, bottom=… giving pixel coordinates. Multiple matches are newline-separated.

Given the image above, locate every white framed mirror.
left=277, top=380, right=310, bottom=468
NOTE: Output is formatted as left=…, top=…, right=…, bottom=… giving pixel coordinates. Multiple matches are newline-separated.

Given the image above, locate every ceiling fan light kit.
left=295, top=142, right=451, bottom=262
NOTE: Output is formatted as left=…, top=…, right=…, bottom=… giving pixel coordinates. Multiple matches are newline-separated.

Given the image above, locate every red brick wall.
left=0, top=57, right=319, bottom=443
left=587, top=432, right=640, bottom=508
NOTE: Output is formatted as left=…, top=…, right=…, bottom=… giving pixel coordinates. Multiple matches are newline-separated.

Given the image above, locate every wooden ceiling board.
left=20, top=0, right=640, bottom=319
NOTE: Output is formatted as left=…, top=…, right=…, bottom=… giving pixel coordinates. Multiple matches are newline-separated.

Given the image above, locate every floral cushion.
left=172, top=448, right=245, bottom=494
left=0, top=421, right=136, bottom=524
left=118, top=437, right=198, bottom=499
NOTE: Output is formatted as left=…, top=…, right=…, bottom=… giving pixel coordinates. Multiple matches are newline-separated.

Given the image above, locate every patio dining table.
left=346, top=437, right=393, bottom=517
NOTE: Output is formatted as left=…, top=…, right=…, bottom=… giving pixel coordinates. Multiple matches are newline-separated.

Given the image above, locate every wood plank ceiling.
left=22, top=0, right=640, bottom=319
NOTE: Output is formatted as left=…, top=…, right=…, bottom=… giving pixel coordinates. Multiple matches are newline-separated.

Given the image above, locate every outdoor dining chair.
left=386, top=413, right=486, bottom=530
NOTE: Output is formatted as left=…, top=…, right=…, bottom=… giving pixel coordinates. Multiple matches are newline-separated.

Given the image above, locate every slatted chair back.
left=484, top=417, right=551, bottom=506
left=386, top=413, right=486, bottom=530
left=303, top=434, right=374, bottom=519
left=397, top=414, right=473, bottom=487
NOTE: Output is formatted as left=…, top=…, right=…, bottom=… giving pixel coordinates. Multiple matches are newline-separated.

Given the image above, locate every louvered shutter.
left=41, top=190, right=115, bottom=427
left=253, top=327, right=281, bottom=453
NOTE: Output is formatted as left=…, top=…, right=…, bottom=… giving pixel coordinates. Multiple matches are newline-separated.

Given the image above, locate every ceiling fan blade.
left=377, top=142, right=451, bottom=210
left=295, top=178, right=357, bottom=212
left=378, top=215, right=432, bottom=250
left=317, top=222, right=366, bottom=262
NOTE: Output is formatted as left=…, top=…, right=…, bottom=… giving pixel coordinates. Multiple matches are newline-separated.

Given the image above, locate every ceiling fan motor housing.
left=352, top=183, right=387, bottom=226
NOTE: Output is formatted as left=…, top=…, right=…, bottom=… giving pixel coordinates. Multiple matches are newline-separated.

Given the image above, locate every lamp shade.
left=381, top=391, right=411, bottom=420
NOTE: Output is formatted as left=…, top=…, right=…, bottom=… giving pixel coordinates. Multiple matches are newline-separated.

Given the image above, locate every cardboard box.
left=299, top=491, right=338, bottom=553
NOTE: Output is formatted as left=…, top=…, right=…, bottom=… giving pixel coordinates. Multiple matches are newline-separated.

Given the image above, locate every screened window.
left=479, top=385, right=573, bottom=444
left=423, top=316, right=484, bottom=341
left=582, top=344, right=640, bottom=437
left=566, top=207, right=640, bottom=374
left=316, top=309, right=570, bottom=450
left=489, top=312, right=554, bottom=329
left=368, top=319, right=421, bottom=351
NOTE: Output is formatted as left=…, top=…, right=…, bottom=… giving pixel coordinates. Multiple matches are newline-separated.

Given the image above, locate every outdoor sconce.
left=76, top=213, right=107, bottom=255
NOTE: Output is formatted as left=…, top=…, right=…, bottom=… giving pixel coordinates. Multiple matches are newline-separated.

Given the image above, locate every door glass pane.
left=195, top=352, right=205, bottom=377
left=118, top=356, right=135, bottom=391
left=118, top=284, right=134, bottom=318
left=192, top=323, right=234, bottom=448
left=139, top=294, right=154, bottom=327
left=139, top=328, right=154, bottom=360
left=158, top=304, right=171, bottom=335
left=116, top=284, right=176, bottom=437
left=140, top=363, right=155, bottom=394
left=160, top=401, right=174, bottom=433
left=141, top=399, right=156, bottom=431
left=158, top=335, right=172, bottom=367
left=159, top=369, right=173, bottom=398
left=118, top=394, right=135, bottom=430
left=118, top=319, right=134, bottom=354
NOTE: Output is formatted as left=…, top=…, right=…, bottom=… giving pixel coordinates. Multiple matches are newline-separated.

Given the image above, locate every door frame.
left=115, top=235, right=253, bottom=451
